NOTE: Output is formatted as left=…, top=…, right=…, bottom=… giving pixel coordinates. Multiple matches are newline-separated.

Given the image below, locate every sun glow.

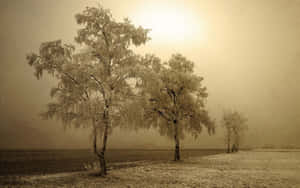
left=134, top=4, right=202, bottom=43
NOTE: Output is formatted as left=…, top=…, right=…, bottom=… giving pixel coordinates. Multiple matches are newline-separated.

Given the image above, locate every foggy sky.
left=0, top=0, right=300, bottom=149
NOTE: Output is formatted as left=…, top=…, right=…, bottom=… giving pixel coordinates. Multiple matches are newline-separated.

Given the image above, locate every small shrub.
left=83, top=161, right=99, bottom=171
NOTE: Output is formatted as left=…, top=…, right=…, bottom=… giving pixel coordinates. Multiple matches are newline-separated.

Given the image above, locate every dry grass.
left=1, top=150, right=300, bottom=188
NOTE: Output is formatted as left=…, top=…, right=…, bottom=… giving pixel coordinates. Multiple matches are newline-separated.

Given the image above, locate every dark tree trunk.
left=227, top=142, right=231, bottom=153
left=93, top=108, right=109, bottom=176
left=98, top=152, right=107, bottom=175
left=174, top=137, right=180, bottom=161
left=99, top=108, right=109, bottom=176
left=174, top=120, right=180, bottom=161
left=227, top=128, right=231, bottom=153
left=231, top=143, right=236, bottom=153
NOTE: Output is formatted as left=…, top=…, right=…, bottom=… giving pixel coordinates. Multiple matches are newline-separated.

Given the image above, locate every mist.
left=0, top=0, right=300, bottom=149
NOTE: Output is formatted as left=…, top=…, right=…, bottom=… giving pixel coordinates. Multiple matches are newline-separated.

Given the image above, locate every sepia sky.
left=0, top=0, right=300, bottom=149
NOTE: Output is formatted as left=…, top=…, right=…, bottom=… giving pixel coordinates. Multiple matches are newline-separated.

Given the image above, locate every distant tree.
left=222, top=110, right=247, bottom=153
left=132, top=54, right=215, bottom=161
left=27, top=5, right=149, bottom=176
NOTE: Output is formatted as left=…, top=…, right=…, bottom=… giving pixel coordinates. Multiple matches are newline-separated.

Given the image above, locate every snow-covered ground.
left=2, top=150, right=300, bottom=187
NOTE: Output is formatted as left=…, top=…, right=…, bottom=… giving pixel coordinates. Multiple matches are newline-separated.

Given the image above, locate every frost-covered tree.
left=27, top=5, right=149, bottom=176
left=132, top=54, right=215, bottom=161
left=222, top=110, right=247, bottom=153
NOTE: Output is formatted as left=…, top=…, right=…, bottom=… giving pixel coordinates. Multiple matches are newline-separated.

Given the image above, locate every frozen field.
left=0, top=149, right=223, bottom=176
left=1, top=150, right=300, bottom=187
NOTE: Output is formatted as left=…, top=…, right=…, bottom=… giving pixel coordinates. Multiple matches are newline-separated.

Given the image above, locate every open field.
left=0, top=149, right=224, bottom=176
left=1, top=150, right=300, bottom=187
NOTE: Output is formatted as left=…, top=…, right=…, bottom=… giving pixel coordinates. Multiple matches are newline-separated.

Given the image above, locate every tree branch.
left=90, top=74, right=106, bottom=99
left=62, top=72, right=89, bottom=101
left=153, top=108, right=172, bottom=122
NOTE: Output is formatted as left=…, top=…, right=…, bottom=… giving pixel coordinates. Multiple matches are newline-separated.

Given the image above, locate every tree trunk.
left=227, top=141, right=230, bottom=153
left=98, top=128, right=108, bottom=176
left=174, top=120, right=180, bottom=161
left=93, top=108, right=109, bottom=176
left=99, top=108, right=109, bottom=176
left=98, top=152, right=107, bottom=176
left=227, top=129, right=231, bottom=153
left=93, top=130, right=108, bottom=176
left=231, top=143, right=236, bottom=153
left=174, top=137, right=180, bottom=161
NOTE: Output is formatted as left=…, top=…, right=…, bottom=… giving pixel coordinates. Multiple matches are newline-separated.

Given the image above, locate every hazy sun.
left=134, top=4, right=202, bottom=43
